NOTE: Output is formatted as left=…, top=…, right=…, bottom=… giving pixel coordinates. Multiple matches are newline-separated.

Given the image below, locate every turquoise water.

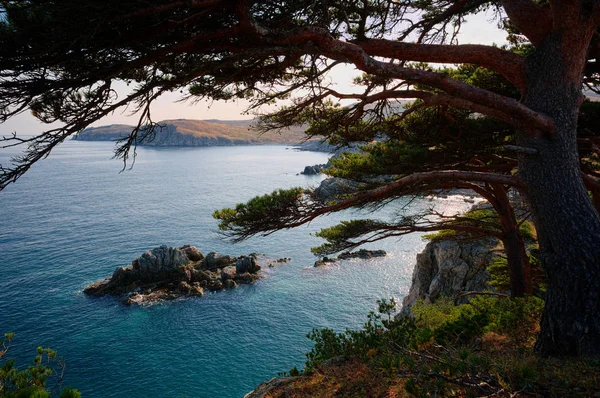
left=0, top=141, right=468, bottom=397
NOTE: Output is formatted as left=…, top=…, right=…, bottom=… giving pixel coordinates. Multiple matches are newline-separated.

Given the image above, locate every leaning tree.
left=241, top=63, right=540, bottom=299
left=1, top=0, right=600, bottom=357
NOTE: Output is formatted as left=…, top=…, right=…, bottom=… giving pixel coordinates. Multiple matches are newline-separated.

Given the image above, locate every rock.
left=181, top=268, right=192, bottom=282
left=401, top=238, right=498, bottom=314
left=314, top=257, right=337, bottom=267
left=301, top=164, right=327, bottom=175
left=83, top=279, right=110, bottom=296
left=314, top=178, right=360, bottom=201
left=203, top=252, right=233, bottom=269
left=134, top=245, right=190, bottom=277
left=85, top=245, right=272, bottom=305
left=190, top=282, right=204, bottom=296
left=236, top=272, right=260, bottom=284
left=208, top=279, right=224, bottom=291
left=338, top=249, right=386, bottom=260
left=268, top=257, right=291, bottom=267
left=223, top=279, right=237, bottom=289
left=236, top=256, right=261, bottom=274
left=178, top=281, right=192, bottom=293
left=314, top=250, right=385, bottom=266
left=179, top=245, right=204, bottom=262
left=221, top=266, right=237, bottom=280
left=190, top=269, right=211, bottom=283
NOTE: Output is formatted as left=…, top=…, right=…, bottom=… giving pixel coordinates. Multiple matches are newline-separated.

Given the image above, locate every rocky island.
left=84, top=245, right=284, bottom=305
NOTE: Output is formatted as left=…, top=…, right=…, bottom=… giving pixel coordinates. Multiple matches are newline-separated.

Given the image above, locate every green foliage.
left=302, top=296, right=545, bottom=395
left=213, top=187, right=307, bottom=240
left=0, top=333, right=79, bottom=398
left=519, top=220, right=537, bottom=241
left=311, top=219, right=385, bottom=256
left=413, top=295, right=544, bottom=344
left=422, top=207, right=502, bottom=241
left=58, top=389, right=80, bottom=398
left=421, top=229, right=458, bottom=241
left=277, top=366, right=301, bottom=378
left=305, top=298, right=419, bottom=371
left=410, top=298, right=466, bottom=329
left=326, top=142, right=429, bottom=179
left=444, top=64, right=520, bottom=100
left=488, top=256, right=512, bottom=291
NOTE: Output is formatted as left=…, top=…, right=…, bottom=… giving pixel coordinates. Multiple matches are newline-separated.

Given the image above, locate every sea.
left=0, top=140, right=470, bottom=397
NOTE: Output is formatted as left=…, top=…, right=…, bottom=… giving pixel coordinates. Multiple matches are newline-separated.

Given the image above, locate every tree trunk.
left=518, top=30, right=600, bottom=358
left=490, top=183, right=533, bottom=298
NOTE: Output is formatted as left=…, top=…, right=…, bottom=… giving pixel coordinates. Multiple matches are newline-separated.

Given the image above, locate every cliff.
left=73, top=119, right=307, bottom=146
left=401, top=237, right=500, bottom=312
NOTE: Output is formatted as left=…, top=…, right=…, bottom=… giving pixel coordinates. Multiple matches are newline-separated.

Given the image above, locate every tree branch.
left=500, top=0, right=552, bottom=46
left=287, top=171, right=524, bottom=229
left=268, top=28, right=555, bottom=134
left=356, top=38, right=526, bottom=91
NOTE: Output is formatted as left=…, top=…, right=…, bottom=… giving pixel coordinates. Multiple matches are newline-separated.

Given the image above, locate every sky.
left=0, top=11, right=508, bottom=137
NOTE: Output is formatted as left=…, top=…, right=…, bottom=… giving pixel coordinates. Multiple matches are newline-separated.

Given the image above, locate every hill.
left=73, top=119, right=307, bottom=146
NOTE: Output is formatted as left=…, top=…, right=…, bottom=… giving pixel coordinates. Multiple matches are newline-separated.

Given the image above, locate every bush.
left=302, top=295, right=547, bottom=396
left=0, top=333, right=80, bottom=398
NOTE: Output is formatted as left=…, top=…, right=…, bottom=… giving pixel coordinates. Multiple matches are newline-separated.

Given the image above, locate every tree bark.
left=490, top=183, right=533, bottom=297
left=517, top=28, right=600, bottom=358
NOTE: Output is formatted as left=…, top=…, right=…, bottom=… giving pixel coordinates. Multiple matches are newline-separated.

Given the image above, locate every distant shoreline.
left=72, top=118, right=310, bottom=147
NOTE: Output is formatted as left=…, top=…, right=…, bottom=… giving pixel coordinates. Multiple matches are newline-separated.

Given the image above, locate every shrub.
left=0, top=333, right=80, bottom=398
left=302, top=295, right=548, bottom=396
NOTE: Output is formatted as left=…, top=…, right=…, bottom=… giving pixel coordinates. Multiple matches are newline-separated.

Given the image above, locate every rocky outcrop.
left=314, top=249, right=387, bottom=267
left=313, top=257, right=338, bottom=267
left=314, top=177, right=361, bottom=201
left=84, top=245, right=286, bottom=305
left=338, top=249, right=386, bottom=260
left=300, top=164, right=328, bottom=175
left=401, top=238, right=499, bottom=312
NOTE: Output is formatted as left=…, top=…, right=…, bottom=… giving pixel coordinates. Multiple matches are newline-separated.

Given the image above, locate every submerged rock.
left=338, top=249, right=386, bottom=260
left=314, top=249, right=387, bottom=267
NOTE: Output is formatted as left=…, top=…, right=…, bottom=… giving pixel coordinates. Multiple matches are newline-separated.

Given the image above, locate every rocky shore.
left=84, top=245, right=285, bottom=305
left=244, top=237, right=501, bottom=396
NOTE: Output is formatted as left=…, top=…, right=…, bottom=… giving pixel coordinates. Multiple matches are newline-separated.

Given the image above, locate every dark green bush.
left=0, top=333, right=80, bottom=398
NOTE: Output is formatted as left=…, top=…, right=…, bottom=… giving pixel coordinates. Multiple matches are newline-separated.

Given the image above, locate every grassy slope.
left=163, top=119, right=307, bottom=143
